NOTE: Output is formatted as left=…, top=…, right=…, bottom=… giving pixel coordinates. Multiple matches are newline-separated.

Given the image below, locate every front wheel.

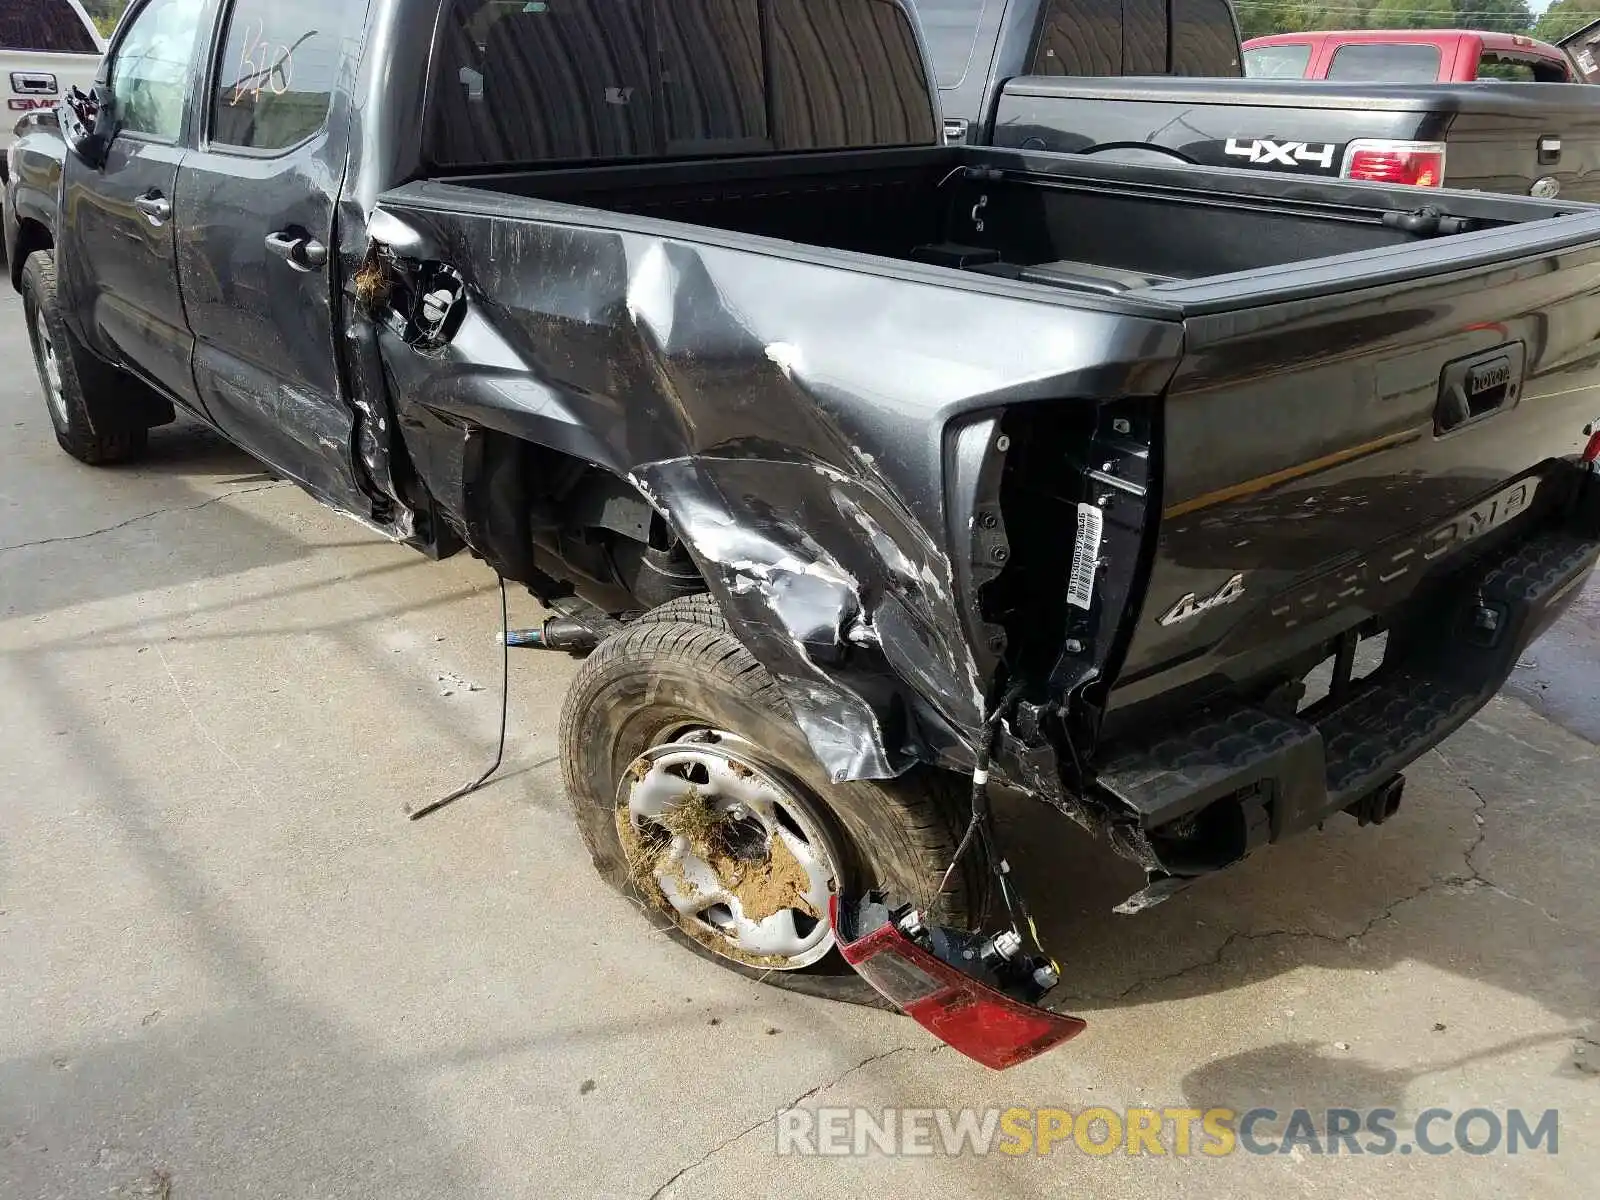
left=21, top=250, right=148, bottom=466
left=559, top=607, right=980, bottom=1004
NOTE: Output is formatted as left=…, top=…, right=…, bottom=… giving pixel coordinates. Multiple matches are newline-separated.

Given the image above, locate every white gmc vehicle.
left=2, top=0, right=104, bottom=180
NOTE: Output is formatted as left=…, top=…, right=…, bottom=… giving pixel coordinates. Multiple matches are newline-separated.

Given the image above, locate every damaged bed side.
left=343, top=183, right=1184, bottom=815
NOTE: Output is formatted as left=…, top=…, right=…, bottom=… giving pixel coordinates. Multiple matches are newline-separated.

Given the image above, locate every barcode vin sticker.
left=1067, top=503, right=1104, bottom=610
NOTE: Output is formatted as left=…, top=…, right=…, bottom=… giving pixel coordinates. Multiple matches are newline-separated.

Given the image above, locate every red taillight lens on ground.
left=1584, top=427, right=1600, bottom=464
left=1342, top=140, right=1447, bottom=188
left=831, top=896, right=1087, bottom=1070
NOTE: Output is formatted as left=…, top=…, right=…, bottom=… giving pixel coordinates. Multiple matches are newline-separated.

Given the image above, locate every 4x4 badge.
left=1159, top=574, right=1247, bottom=627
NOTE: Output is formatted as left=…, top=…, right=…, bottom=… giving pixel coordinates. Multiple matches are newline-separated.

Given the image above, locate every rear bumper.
left=1094, top=466, right=1599, bottom=874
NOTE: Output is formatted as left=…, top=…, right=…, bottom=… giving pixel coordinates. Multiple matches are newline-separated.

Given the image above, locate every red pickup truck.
left=1244, top=29, right=1582, bottom=84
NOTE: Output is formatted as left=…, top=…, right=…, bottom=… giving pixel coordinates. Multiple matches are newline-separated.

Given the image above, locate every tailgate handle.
left=10, top=71, right=58, bottom=96
left=1436, top=344, right=1525, bottom=436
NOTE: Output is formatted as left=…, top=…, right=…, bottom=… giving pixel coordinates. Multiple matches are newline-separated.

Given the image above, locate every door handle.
left=265, top=230, right=328, bottom=272
left=134, top=192, right=171, bottom=225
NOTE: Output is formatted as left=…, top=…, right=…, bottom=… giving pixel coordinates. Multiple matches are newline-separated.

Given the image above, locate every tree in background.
left=1235, top=3, right=1370, bottom=37
left=1453, top=0, right=1536, bottom=33
left=1365, top=0, right=1449, bottom=28
left=80, top=0, right=130, bottom=38
left=1532, top=0, right=1598, bottom=40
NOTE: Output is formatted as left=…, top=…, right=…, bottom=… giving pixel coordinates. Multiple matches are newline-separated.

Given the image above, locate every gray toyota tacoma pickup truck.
left=7, top=0, right=1600, bottom=1065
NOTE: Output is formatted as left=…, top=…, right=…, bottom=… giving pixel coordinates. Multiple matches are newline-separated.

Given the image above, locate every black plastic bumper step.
left=1095, top=528, right=1600, bottom=839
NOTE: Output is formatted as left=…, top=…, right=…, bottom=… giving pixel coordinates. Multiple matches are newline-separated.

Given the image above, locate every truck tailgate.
left=1104, top=216, right=1600, bottom=745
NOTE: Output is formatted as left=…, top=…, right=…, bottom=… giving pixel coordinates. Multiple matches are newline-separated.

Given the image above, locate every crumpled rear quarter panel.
left=367, top=183, right=1183, bottom=781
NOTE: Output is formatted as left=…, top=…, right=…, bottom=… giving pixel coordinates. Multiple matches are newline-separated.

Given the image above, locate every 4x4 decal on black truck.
left=1224, top=138, right=1337, bottom=170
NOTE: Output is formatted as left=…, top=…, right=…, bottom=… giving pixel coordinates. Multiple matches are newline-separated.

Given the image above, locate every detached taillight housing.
left=1583, top=420, right=1600, bottom=464
left=1342, top=139, right=1446, bottom=188
left=831, top=894, right=1086, bottom=1070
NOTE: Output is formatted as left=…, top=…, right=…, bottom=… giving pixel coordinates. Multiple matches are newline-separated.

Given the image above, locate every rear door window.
left=1243, top=43, right=1311, bottom=79
left=1325, top=43, right=1442, bottom=83
left=0, top=0, right=100, bottom=54
left=209, top=0, right=341, bottom=152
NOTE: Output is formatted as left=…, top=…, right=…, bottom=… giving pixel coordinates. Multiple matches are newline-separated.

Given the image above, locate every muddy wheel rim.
left=617, top=729, right=843, bottom=970
left=33, top=308, right=68, bottom=427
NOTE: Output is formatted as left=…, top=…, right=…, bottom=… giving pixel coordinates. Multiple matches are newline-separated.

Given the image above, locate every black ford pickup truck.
left=7, top=0, right=1600, bottom=1061
left=929, top=0, right=1600, bottom=201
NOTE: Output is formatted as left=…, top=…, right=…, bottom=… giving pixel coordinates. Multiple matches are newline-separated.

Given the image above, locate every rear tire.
left=560, top=605, right=979, bottom=1005
left=22, top=250, right=149, bottom=466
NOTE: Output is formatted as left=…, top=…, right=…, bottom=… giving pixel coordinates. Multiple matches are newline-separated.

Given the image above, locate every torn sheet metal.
left=357, top=189, right=1183, bottom=783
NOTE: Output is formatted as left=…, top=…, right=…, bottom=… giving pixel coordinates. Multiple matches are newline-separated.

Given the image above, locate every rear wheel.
left=22, top=250, right=149, bottom=466
left=560, top=608, right=979, bottom=1004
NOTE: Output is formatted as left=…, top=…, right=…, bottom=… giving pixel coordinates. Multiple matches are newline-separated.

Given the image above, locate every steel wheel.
left=562, top=609, right=981, bottom=1003
left=617, top=729, right=844, bottom=970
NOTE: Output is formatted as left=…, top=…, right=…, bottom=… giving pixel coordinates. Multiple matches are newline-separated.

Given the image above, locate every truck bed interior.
left=434, top=146, right=1548, bottom=298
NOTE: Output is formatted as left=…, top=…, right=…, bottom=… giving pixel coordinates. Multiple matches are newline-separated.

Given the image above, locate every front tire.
left=560, top=608, right=979, bottom=1004
left=22, top=250, right=149, bottom=466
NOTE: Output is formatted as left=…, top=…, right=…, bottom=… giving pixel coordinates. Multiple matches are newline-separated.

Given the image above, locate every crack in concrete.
left=1452, top=775, right=1566, bottom=925
left=1083, top=871, right=1449, bottom=1004
left=1071, top=750, right=1568, bottom=1004
left=0, top=482, right=285, bottom=554
left=643, top=1045, right=924, bottom=1199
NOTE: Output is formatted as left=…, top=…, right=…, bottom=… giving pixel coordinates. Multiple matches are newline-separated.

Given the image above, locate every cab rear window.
left=0, top=0, right=100, bottom=54
left=1326, top=42, right=1442, bottom=83
left=1029, top=0, right=1239, bottom=78
left=1477, top=53, right=1569, bottom=83
left=428, top=0, right=936, bottom=168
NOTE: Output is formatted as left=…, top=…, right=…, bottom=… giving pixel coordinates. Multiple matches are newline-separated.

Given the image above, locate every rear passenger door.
left=175, top=0, right=372, bottom=514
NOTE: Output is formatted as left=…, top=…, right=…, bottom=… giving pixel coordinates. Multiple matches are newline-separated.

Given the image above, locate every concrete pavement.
left=1, top=285, right=1596, bottom=1199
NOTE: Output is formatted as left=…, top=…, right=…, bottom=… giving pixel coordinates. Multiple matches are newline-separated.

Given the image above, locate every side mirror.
left=61, top=85, right=114, bottom=170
